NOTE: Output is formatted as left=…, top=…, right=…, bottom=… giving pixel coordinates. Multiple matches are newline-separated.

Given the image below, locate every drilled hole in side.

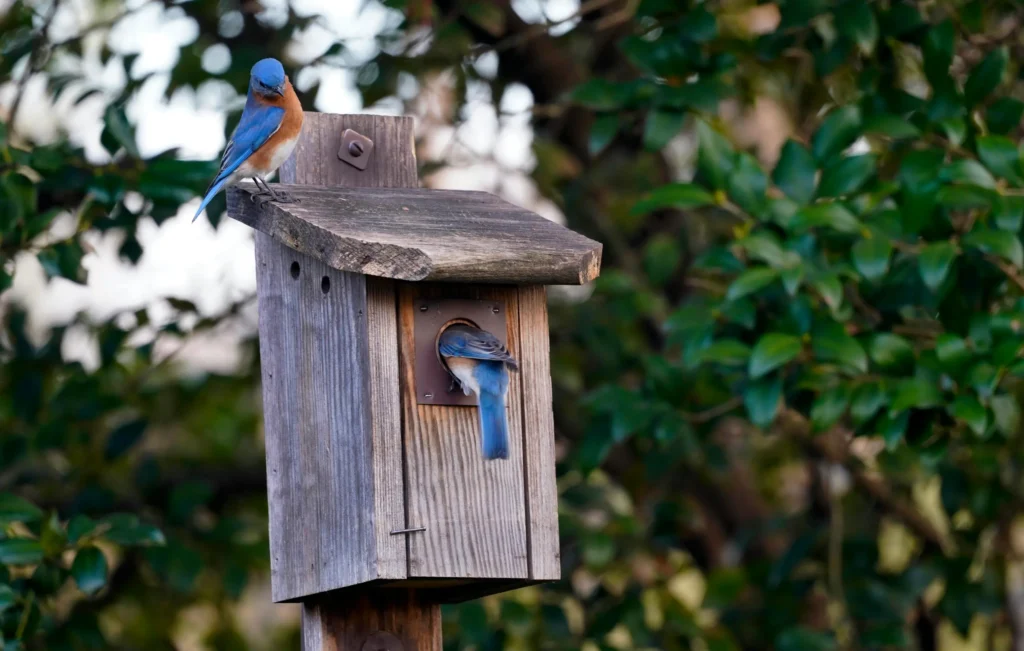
left=321, top=276, right=330, bottom=294
left=290, top=261, right=300, bottom=279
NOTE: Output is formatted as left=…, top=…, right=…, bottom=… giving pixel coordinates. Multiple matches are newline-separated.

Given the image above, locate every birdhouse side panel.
left=397, top=282, right=529, bottom=580
left=256, top=233, right=390, bottom=602
left=365, top=276, right=407, bottom=580
left=516, top=285, right=561, bottom=581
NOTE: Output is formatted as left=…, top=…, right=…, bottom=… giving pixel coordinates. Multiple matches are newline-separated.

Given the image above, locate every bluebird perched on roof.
left=439, top=324, right=519, bottom=461
left=193, top=58, right=304, bottom=222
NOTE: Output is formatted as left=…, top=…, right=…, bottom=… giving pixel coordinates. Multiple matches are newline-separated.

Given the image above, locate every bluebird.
left=439, top=324, right=519, bottom=461
left=193, top=58, right=304, bottom=222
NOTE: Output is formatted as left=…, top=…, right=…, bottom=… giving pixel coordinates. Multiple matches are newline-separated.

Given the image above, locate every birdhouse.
left=226, top=113, right=602, bottom=604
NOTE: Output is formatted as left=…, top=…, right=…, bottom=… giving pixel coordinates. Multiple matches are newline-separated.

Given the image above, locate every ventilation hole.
left=290, top=261, right=300, bottom=279
left=321, top=276, right=331, bottom=294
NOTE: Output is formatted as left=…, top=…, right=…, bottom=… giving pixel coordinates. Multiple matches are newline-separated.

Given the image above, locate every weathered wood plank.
left=275, top=112, right=413, bottom=593
left=226, top=182, right=603, bottom=285
left=302, top=590, right=441, bottom=651
left=517, top=286, right=561, bottom=580
left=398, top=282, right=529, bottom=579
left=256, top=233, right=377, bottom=602
left=367, top=276, right=405, bottom=580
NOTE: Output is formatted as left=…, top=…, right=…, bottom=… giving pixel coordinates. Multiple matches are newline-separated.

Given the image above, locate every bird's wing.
left=207, top=98, right=285, bottom=191
left=439, top=328, right=519, bottom=371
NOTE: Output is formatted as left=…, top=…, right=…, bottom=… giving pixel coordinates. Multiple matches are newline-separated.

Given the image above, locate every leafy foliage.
left=5, top=0, right=1024, bottom=649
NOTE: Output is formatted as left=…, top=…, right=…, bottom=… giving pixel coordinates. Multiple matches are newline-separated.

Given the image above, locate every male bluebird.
left=192, top=58, right=304, bottom=222
left=439, top=324, right=519, bottom=461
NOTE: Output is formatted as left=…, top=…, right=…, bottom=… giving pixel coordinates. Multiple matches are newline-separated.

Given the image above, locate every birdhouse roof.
left=227, top=184, right=602, bottom=285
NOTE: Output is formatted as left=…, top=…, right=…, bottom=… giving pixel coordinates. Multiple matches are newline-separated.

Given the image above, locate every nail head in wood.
left=339, top=128, right=374, bottom=170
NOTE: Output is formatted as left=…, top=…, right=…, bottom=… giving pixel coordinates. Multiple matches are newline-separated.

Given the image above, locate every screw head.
left=492, top=306, right=500, bottom=313
left=419, top=304, right=429, bottom=312
left=424, top=393, right=433, bottom=399
left=349, top=141, right=364, bottom=157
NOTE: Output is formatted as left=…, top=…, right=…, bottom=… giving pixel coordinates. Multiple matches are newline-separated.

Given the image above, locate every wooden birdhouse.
left=226, top=113, right=601, bottom=609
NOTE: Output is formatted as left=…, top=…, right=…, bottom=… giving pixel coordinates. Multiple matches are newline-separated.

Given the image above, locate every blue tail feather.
left=192, top=177, right=230, bottom=222
left=478, top=391, right=509, bottom=460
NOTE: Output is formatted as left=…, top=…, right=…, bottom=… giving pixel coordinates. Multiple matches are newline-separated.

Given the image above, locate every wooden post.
left=276, top=113, right=440, bottom=650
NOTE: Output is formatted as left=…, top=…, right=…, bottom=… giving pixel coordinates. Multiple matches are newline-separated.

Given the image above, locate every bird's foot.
left=254, top=192, right=300, bottom=209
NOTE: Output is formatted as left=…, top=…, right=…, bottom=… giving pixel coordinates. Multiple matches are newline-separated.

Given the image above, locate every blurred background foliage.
left=4, top=0, right=1024, bottom=649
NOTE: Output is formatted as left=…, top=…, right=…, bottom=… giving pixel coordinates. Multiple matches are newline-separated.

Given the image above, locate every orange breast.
left=248, top=78, right=304, bottom=172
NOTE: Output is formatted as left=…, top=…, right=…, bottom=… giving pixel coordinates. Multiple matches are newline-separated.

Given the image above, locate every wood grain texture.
left=366, top=276, right=405, bottom=579
left=398, top=282, right=529, bottom=579
left=279, top=112, right=418, bottom=189
left=226, top=182, right=603, bottom=285
left=516, top=286, right=561, bottom=580
left=302, top=590, right=441, bottom=651
left=252, top=114, right=416, bottom=602
left=256, top=233, right=377, bottom=602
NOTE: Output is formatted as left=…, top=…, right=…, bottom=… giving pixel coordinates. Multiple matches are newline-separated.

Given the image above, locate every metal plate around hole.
left=338, top=128, right=374, bottom=170
left=414, top=298, right=508, bottom=406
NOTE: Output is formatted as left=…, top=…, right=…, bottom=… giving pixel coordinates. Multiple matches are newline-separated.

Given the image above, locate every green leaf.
left=571, top=78, right=631, bottom=110
left=890, top=378, right=942, bottom=412
left=696, top=120, right=736, bottom=190
left=850, top=383, right=887, bottom=424
left=986, top=98, right=1024, bottom=135
left=942, top=160, right=997, bottom=189
left=749, top=333, right=802, bottom=378
left=727, top=152, right=768, bottom=215
left=862, top=114, right=920, bottom=139
left=852, top=237, right=892, bottom=282
left=964, top=46, right=1007, bottom=106
left=994, top=195, right=1024, bottom=231
left=0, top=539, right=44, bottom=565
left=812, top=273, right=843, bottom=310
left=951, top=395, right=988, bottom=436
left=67, top=515, right=96, bottom=545
left=643, top=110, right=685, bottom=151
left=811, top=386, right=849, bottom=430
left=964, top=230, right=1024, bottom=268
left=817, top=154, right=876, bottom=198
left=869, top=334, right=915, bottom=371
left=922, top=20, right=955, bottom=86
left=776, top=627, right=837, bottom=651
left=0, top=493, right=43, bottom=525
left=937, top=185, right=995, bottom=210
left=935, top=334, right=972, bottom=373
left=104, top=419, right=147, bottom=461
left=773, top=140, right=817, bottom=204
left=697, top=339, right=751, bottom=366
left=781, top=264, right=805, bottom=296
left=745, top=376, right=782, bottom=428
left=795, top=202, right=863, bottom=233
left=812, top=328, right=868, bottom=373
left=589, top=113, right=619, bottom=156
left=879, top=411, right=909, bottom=449
left=100, top=104, right=140, bottom=159
left=632, top=183, right=715, bottom=215
left=835, top=1, right=878, bottom=55
left=738, top=233, right=789, bottom=268
left=977, top=136, right=1023, bottom=184
left=991, top=394, right=1020, bottom=435
left=726, top=267, right=778, bottom=301
left=71, top=546, right=108, bottom=595
left=0, top=584, right=14, bottom=612
left=812, top=106, right=861, bottom=162
left=918, top=242, right=958, bottom=290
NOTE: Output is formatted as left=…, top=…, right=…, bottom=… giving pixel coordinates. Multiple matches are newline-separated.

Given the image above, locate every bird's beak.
left=273, top=85, right=285, bottom=97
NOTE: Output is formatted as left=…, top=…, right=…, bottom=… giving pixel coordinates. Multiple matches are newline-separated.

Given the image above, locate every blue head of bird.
left=250, top=58, right=286, bottom=97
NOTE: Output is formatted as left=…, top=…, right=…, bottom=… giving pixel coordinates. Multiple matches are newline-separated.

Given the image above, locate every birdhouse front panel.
left=397, top=283, right=530, bottom=580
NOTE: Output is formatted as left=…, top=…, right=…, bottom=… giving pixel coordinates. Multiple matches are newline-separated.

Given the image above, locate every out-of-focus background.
left=4, top=0, right=1024, bottom=649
